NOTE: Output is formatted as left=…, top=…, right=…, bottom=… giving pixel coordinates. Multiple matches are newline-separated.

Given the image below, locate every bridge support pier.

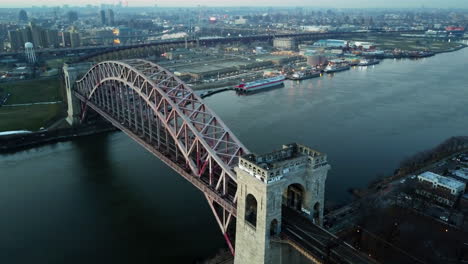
left=63, top=63, right=92, bottom=126
left=234, top=143, right=330, bottom=264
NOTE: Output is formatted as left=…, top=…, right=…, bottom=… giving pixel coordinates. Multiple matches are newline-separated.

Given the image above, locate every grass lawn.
left=0, top=103, right=64, bottom=132
left=348, top=36, right=463, bottom=52
left=45, top=58, right=66, bottom=69
left=0, top=77, right=65, bottom=132
left=0, top=77, right=62, bottom=104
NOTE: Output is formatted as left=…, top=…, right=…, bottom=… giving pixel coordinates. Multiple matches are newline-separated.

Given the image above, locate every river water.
left=1, top=48, right=467, bottom=263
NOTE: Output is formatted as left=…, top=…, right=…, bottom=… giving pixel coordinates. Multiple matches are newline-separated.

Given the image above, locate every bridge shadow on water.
left=71, top=132, right=223, bottom=264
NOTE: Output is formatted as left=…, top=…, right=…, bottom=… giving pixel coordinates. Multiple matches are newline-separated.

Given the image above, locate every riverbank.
left=331, top=146, right=468, bottom=263
left=325, top=136, right=468, bottom=234
left=0, top=120, right=116, bottom=153
left=349, top=35, right=466, bottom=53
left=191, top=44, right=466, bottom=91
left=381, top=43, right=467, bottom=59
left=432, top=43, right=467, bottom=54
left=350, top=136, right=468, bottom=199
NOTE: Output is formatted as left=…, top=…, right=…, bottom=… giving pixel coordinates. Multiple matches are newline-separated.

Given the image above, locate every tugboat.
left=235, top=75, right=285, bottom=93
left=358, top=59, right=380, bottom=66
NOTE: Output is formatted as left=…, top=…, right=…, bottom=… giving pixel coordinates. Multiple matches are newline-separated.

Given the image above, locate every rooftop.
left=453, top=169, right=468, bottom=180
left=418, top=171, right=465, bottom=190
left=242, top=143, right=324, bottom=170
left=315, top=39, right=347, bottom=43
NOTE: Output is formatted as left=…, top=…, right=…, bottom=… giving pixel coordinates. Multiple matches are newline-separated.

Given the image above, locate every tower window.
left=245, top=194, right=258, bottom=228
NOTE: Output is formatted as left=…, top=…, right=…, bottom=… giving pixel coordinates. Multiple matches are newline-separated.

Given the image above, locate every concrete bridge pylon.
left=234, top=143, right=330, bottom=264
left=63, top=62, right=93, bottom=126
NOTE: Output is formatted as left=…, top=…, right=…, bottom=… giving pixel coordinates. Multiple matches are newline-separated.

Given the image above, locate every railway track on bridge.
left=282, top=207, right=377, bottom=264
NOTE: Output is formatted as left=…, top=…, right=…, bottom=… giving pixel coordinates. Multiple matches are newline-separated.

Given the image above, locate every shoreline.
left=432, top=43, right=467, bottom=54
left=325, top=136, right=468, bottom=234
left=0, top=121, right=117, bottom=153
left=349, top=147, right=468, bottom=200
left=192, top=45, right=467, bottom=91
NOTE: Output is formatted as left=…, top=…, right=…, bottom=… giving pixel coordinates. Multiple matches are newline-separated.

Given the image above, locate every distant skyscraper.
left=18, top=10, right=28, bottom=22
left=24, top=42, right=37, bottom=64
left=100, top=10, right=106, bottom=26
left=40, top=30, right=49, bottom=48
left=106, top=9, right=115, bottom=26
left=29, top=22, right=46, bottom=48
left=67, top=11, right=79, bottom=23
left=46, top=29, right=59, bottom=48
left=70, top=32, right=81, bottom=48
left=20, top=27, right=33, bottom=43
left=8, top=30, right=23, bottom=51
left=60, top=31, right=71, bottom=47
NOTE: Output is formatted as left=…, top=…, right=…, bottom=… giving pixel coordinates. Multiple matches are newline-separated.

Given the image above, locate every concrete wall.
left=63, top=62, right=92, bottom=126
left=234, top=146, right=330, bottom=264
left=235, top=166, right=279, bottom=264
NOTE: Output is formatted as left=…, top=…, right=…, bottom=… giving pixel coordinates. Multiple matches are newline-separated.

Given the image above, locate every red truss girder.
left=74, top=59, right=250, bottom=254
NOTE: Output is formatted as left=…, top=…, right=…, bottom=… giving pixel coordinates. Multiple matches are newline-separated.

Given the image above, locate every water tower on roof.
left=25, top=42, right=36, bottom=64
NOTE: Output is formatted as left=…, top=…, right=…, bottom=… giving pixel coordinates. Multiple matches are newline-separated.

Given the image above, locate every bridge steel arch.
left=74, top=59, right=249, bottom=254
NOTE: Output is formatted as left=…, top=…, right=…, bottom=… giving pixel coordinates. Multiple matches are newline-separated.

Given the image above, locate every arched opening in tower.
left=283, top=183, right=304, bottom=212
left=245, top=193, right=258, bottom=228
left=313, top=202, right=320, bottom=224
left=270, top=219, right=278, bottom=237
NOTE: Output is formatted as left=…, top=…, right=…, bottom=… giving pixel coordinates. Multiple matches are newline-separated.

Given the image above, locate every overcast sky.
left=1, top=0, right=467, bottom=8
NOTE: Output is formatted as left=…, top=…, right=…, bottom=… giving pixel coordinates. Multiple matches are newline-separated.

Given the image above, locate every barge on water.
left=234, top=75, right=285, bottom=93
left=288, top=70, right=322, bottom=81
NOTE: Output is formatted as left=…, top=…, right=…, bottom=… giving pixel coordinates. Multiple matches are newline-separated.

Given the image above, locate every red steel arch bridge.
left=72, top=59, right=376, bottom=263
left=74, top=59, right=248, bottom=254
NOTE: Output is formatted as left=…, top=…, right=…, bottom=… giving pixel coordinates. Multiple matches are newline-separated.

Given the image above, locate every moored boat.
left=288, top=70, right=321, bottom=80
left=358, top=59, right=380, bottom=66
left=324, top=63, right=350, bottom=73
left=235, top=75, right=285, bottom=93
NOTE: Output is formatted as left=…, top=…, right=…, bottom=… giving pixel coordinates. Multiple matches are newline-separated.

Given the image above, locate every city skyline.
left=1, top=0, right=468, bottom=8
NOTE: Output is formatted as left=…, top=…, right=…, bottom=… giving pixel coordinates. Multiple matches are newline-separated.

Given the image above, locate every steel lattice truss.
left=74, top=59, right=249, bottom=253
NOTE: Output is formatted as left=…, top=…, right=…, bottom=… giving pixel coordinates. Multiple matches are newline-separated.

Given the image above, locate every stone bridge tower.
left=63, top=62, right=92, bottom=126
left=234, top=143, right=330, bottom=264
